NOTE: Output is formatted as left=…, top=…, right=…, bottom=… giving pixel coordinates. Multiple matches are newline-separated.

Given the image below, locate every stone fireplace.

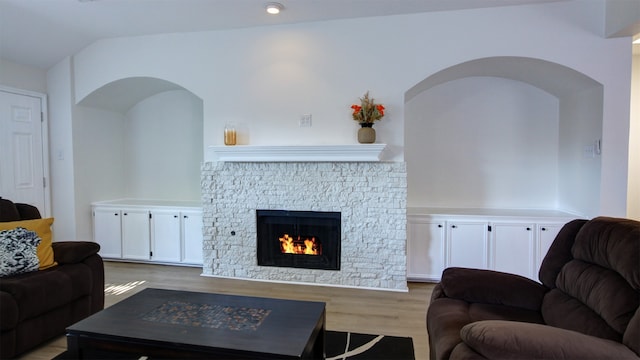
left=201, top=145, right=408, bottom=291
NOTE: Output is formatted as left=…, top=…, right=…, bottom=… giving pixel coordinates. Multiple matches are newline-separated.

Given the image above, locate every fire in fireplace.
left=256, top=210, right=341, bottom=270
left=279, top=234, right=321, bottom=255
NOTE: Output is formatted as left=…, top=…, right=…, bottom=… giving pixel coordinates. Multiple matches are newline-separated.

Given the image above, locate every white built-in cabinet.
left=491, top=222, right=535, bottom=279
left=181, top=210, right=204, bottom=264
left=121, top=209, right=151, bottom=260
left=92, top=200, right=203, bottom=266
left=407, top=220, right=445, bottom=281
left=150, top=210, right=182, bottom=263
left=447, top=221, right=489, bottom=270
left=92, top=207, right=124, bottom=259
left=407, top=208, right=577, bottom=282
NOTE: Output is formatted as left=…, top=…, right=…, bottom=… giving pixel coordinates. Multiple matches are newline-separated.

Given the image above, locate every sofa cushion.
left=0, top=199, right=21, bottom=222
left=427, top=298, right=473, bottom=360
left=449, top=343, right=485, bottom=360
left=460, top=320, right=640, bottom=360
left=0, top=263, right=92, bottom=321
left=427, top=298, right=545, bottom=360
left=438, top=267, right=547, bottom=311
left=0, top=228, right=41, bottom=277
left=538, top=219, right=587, bottom=288
left=14, top=203, right=41, bottom=220
left=557, top=260, right=637, bottom=335
left=542, top=217, right=640, bottom=341
left=624, top=307, right=640, bottom=356
left=469, top=303, right=544, bottom=324
left=0, top=218, right=57, bottom=270
left=542, top=288, right=623, bottom=341
left=572, top=217, right=640, bottom=290
left=52, top=241, right=100, bottom=264
left=0, top=292, right=18, bottom=330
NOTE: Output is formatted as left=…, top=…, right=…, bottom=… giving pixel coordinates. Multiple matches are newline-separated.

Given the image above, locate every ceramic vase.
left=358, top=122, right=376, bottom=144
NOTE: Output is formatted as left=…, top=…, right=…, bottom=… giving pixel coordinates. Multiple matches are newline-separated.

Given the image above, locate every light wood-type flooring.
left=19, top=261, right=435, bottom=359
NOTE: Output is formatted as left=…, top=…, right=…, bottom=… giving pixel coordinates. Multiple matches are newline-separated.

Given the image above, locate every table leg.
left=66, top=333, right=81, bottom=359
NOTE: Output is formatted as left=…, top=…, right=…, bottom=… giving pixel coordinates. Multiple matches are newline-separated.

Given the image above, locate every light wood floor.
left=20, top=261, right=435, bottom=360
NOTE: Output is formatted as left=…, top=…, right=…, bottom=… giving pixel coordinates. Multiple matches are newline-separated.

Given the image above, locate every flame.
left=279, top=234, right=321, bottom=255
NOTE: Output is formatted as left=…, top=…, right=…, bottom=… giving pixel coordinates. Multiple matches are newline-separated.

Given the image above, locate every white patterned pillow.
left=0, top=227, right=41, bottom=277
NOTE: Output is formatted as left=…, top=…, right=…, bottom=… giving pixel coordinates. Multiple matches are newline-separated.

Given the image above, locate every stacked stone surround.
left=201, top=161, right=408, bottom=291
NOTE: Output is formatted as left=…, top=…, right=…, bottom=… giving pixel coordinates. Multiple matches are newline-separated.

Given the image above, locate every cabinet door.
left=151, top=210, right=181, bottom=263
left=536, top=223, right=563, bottom=275
left=491, top=223, right=535, bottom=280
left=182, top=210, right=203, bottom=265
left=407, top=218, right=445, bottom=281
left=93, top=207, right=122, bottom=258
left=446, top=221, right=488, bottom=269
left=121, top=209, right=150, bottom=260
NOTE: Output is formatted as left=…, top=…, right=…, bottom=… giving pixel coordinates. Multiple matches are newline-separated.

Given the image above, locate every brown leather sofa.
left=0, top=198, right=104, bottom=358
left=427, top=216, right=640, bottom=359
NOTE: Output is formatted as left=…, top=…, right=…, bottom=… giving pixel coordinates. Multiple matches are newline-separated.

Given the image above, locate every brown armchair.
left=427, top=216, right=640, bottom=359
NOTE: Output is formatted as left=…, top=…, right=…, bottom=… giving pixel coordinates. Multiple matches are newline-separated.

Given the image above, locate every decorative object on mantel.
left=358, top=122, right=376, bottom=144
left=351, top=91, right=385, bottom=144
left=224, top=122, right=236, bottom=146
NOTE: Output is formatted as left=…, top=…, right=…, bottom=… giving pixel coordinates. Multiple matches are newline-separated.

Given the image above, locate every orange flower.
left=351, top=104, right=362, bottom=115
left=376, top=104, right=385, bottom=117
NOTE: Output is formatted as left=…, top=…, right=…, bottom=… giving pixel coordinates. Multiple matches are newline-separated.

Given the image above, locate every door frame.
left=0, top=85, right=51, bottom=217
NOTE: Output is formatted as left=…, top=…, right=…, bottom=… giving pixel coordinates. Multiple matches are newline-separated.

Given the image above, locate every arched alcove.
left=405, top=57, right=603, bottom=217
left=74, top=77, right=204, bottom=203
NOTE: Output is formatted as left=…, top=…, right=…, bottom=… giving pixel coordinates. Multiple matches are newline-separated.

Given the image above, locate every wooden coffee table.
left=66, top=288, right=326, bottom=359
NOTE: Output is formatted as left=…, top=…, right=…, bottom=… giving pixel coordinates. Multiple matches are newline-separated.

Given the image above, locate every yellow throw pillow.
left=0, top=218, right=57, bottom=270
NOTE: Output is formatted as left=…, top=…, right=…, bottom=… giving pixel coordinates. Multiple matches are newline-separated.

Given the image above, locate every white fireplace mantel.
left=209, top=144, right=387, bottom=162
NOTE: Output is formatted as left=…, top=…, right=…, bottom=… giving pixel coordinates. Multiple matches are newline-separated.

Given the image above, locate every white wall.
left=44, top=1, right=634, bottom=237
left=46, top=58, right=77, bottom=240
left=0, top=59, right=46, bottom=93
left=67, top=90, right=203, bottom=240
left=73, top=105, right=126, bottom=240
left=405, top=76, right=560, bottom=210
left=123, top=90, right=203, bottom=201
left=558, top=86, right=603, bottom=217
left=606, top=0, right=640, bottom=37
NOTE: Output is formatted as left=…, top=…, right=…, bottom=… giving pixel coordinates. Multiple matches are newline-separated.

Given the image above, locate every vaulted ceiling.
left=0, top=0, right=561, bottom=69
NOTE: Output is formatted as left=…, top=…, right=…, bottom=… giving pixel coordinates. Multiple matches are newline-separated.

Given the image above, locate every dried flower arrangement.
left=350, top=91, right=385, bottom=124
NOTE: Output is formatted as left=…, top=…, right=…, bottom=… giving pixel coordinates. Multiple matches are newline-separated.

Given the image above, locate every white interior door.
left=0, top=89, right=47, bottom=215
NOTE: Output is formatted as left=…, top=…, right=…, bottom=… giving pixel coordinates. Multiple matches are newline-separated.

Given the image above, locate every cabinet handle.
left=526, top=227, right=531, bottom=231
left=123, top=213, right=128, bottom=216
left=184, top=215, right=188, bottom=219
left=451, top=225, right=457, bottom=229
left=541, top=227, right=547, bottom=231
left=437, top=224, right=443, bottom=228
left=114, top=213, right=118, bottom=216
left=174, top=215, right=178, bottom=218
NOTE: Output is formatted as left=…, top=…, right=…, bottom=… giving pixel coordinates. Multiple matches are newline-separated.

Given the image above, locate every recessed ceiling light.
left=266, top=2, right=284, bottom=15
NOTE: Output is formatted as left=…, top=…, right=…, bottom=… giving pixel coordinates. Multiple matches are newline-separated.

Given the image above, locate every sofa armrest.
left=52, top=241, right=101, bottom=264
left=459, top=320, right=640, bottom=359
left=439, top=267, right=547, bottom=310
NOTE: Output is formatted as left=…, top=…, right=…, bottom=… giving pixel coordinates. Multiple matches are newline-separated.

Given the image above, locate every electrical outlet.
left=299, top=114, right=312, bottom=127
left=583, top=145, right=595, bottom=158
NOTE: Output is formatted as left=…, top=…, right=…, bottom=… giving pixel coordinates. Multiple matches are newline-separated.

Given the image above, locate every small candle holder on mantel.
left=224, top=123, right=237, bottom=146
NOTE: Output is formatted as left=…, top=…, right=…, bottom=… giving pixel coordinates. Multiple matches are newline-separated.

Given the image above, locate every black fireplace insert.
left=256, top=210, right=341, bottom=270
